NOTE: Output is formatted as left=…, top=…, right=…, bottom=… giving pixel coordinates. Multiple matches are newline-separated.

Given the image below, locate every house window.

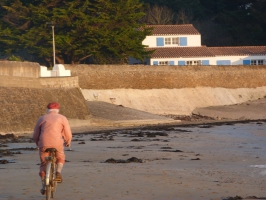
left=172, top=37, right=179, bottom=45
left=251, top=60, right=256, bottom=65
left=165, top=38, right=171, bottom=45
left=186, top=60, right=201, bottom=65
left=186, top=61, right=192, bottom=65
left=251, top=60, right=264, bottom=65
left=258, top=60, right=263, bottom=65
left=194, top=60, right=201, bottom=65
left=159, top=61, right=169, bottom=65
left=165, top=37, right=180, bottom=45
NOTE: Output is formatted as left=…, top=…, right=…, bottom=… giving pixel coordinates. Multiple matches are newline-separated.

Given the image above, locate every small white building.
left=40, top=64, right=71, bottom=77
left=129, top=24, right=266, bottom=66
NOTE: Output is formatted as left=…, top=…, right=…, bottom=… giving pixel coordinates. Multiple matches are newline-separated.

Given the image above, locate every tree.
left=214, top=0, right=266, bottom=45
left=142, top=4, right=177, bottom=25
left=176, top=9, right=194, bottom=24
left=143, top=0, right=206, bottom=20
left=0, top=0, right=19, bottom=58
left=1, top=0, right=152, bottom=65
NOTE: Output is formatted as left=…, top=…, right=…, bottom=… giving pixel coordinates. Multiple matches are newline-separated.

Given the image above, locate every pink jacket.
left=33, top=112, right=72, bottom=148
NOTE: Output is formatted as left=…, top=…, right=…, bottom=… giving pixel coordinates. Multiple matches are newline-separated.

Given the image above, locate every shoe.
left=40, top=189, right=46, bottom=195
left=55, top=172, right=62, bottom=183
left=39, top=171, right=45, bottom=178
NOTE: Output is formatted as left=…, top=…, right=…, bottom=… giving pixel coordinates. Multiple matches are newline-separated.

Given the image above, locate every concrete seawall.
left=66, top=64, right=266, bottom=115
left=0, top=87, right=90, bottom=133
left=1, top=62, right=266, bottom=132
left=0, top=75, right=79, bottom=88
left=0, top=62, right=89, bottom=133
left=65, top=64, right=266, bottom=89
left=0, top=61, right=40, bottom=78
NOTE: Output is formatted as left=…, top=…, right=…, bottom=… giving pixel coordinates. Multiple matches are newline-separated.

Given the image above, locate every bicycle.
left=44, top=148, right=59, bottom=200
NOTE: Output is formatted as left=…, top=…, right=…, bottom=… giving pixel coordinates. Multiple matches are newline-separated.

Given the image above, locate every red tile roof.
left=209, top=46, right=266, bottom=56
left=147, top=47, right=214, bottom=58
left=147, top=46, right=266, bottom=58
left=145, top=24, right=200, bottom=35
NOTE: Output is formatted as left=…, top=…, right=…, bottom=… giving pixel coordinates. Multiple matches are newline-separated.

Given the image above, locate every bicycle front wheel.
left=46, top=185, right=51, bottom=200
left=51, top=163, right=57, bottom=198
left=45, top=162, right=52, bottom=200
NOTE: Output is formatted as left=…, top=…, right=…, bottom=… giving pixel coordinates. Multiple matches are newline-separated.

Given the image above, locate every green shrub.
left=8, top=55, right=22, bottom=61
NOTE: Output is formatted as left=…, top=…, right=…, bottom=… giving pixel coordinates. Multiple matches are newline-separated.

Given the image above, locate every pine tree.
left=0, top=0, right=152, bottom=65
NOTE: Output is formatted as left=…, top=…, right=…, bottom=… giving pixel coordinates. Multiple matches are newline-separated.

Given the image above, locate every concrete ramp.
left=86, top=101, right=176, bottom=126
left=82, top=87, right=266, bottom=116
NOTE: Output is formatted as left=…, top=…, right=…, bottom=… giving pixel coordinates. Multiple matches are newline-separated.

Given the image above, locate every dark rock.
left=161, top=147, right=172, bottom=149
left=161, top=149, right=183, bottom=152
left=131, top=139, right=140, bottom=142
left=0, top=134, right=17, bottom=140
left=104, top=157, right=142, bottom=163
left=0, top=160, right=8, bottom=164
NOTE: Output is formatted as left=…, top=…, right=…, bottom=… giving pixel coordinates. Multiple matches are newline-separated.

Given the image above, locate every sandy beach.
left=1, top=99, right=266, bottom=200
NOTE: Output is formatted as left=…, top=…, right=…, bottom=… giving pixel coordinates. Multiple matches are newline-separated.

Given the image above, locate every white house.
left=129, top=24, right=266, bottom=66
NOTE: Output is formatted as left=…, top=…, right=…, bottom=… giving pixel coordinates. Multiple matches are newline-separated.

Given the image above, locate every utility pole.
left=46, top=22, right=56, bottom=67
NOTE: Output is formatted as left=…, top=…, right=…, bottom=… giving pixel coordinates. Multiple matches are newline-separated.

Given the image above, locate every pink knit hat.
left=47, top=102, right=60, bottom=109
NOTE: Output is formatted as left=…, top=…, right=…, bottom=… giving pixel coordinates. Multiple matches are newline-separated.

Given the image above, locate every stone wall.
left=0, top=87, right=90, bottom=133
left=0, top=61, right=40, bottom=78
left=0, top=75, right=79, bottom=88
left=64, top=64, right=266, bottom=89
left=0, top=62, right=88, bottom=133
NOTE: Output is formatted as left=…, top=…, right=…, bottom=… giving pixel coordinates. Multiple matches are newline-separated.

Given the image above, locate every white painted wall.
left=40, top=66, right=52, bottom=77
left=40, top=64, right=71, bottom=77
left=143, top=35, right=201, bottom=47
left=149, top=55, right=266, bottom=66
left=150, top=57, right=211, bottom=65
left=52, top=64, right=71, bottom=77
left=210, top=55, right=266, bottom=65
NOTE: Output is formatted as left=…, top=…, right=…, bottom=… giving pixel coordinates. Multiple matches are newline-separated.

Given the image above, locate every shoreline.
left=70, top=117, right=266, bottom=135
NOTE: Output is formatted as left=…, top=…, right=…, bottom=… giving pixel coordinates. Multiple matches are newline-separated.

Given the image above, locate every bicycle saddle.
left=45, top=148, right=57, bottom=153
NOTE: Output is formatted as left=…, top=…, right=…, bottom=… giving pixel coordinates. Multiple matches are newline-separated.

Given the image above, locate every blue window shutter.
left=202, top=60, right=210, bottom=65
left=225, top=60, right=231, bottom=65
left=169, top=61, right=175, bottom=66
left=156, top=38, right=164, bottom=46
left=178, top=61, right=185, bottom=66
left=216, top=61, right=222, bottom=65
left=243, top=60, right=250, bottom=65
left=153, top=61, right=158, bottom=65
left=217, top=60, right=231, bottom=65
left=180, top=37, right=187, bottom=46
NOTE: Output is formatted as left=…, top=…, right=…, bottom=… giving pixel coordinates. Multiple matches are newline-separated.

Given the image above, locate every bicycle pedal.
left=55, top=179, right=62, bottom=183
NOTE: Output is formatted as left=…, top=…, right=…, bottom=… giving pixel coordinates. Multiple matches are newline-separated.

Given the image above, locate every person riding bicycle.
left=33, top=102, right=72, bottom=194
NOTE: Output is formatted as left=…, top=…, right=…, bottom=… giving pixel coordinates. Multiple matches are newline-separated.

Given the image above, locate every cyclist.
left=33, top=102, right=72, bottom=194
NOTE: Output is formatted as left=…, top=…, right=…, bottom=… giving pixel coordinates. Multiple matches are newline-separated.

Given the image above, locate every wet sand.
left=1, top=121, right=266, bottom=200
left=1, top=99, right=266, bottom=200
